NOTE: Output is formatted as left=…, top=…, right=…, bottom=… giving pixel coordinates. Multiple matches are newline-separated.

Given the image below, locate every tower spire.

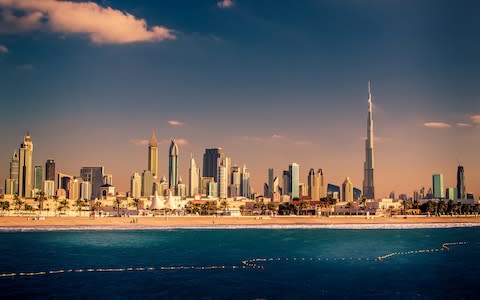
left=363, top=81, right=375, bottom=199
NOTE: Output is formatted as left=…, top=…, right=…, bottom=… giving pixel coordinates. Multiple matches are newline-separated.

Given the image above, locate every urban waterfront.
left=0, top=228, right=478, bottom=299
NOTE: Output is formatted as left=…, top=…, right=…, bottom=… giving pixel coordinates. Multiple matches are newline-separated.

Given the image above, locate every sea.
left=0, top=227, right=479, bottom=299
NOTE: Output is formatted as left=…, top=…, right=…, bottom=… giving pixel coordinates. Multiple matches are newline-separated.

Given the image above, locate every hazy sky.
left=1, top=0, right=479, bottom=197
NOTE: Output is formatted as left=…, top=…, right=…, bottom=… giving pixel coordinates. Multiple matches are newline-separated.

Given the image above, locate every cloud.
left=456, top=122, right=473, bottom=128
left=0, top=45, right=8, bottom=53
left=217, top=0, right=234, bottom=8
left=17, top=64, right=34, bottom=71
left=471, top=115, right=480, bottom=124
left=0, top=0, right=175, bottom=44
left=167, top=120, right=184, bottom=126
left=129, top=139, right=149, bottom=146
left=423, top=122, right=451, bottom=129
left=160, top=138, right=189, bottom=146
left=271, top=134, right=284, bottom=139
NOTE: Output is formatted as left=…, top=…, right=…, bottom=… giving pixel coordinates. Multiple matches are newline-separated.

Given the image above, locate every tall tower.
left=363, top=81, right=375, bottom=199
left=18, top=133, right=33, bottom=198
left=45, top=159, right=55, bottom=181
left=456, top=165, right=465, bottom=199
left=203, top=148, right=224, bottom=182
left=289, top=163, right=300, bottom=199
left=148, top=131, right=159, bottom=178
left=168, top=139, right=179, bottom=191
left=342, top=177, right=353, bottom=202
left=189, top=154, right=200, bottom=197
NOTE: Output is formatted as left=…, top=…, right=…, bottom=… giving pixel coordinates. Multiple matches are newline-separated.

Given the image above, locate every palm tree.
left=35, top=191, right=46, bottom=212
left=93, top=201, right=103, bottom=214
left=74, top=198, right=85, bottom=216
left=58, top=199, right=69, bottom=212
left=13, top=195, right=23, bottom=212
left=130, top=198, right=140, bottom=215
left=0, top=201, right=10, bottom=211
left=113, top=198, right=122, bottom=216
left=52, top=195, right=59, bottom=215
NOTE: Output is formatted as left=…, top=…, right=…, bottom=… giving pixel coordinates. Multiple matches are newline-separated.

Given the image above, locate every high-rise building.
left=268, top=168, right=274, bottom=197
left=289, top=163, right=300, bottom=199
left=45, top=159, right=55, bottom=182
left=363, top=81, right=375, bottom=200
left=327, top=184, right=340, bottom=199
left=43, top=180, right=55, bottom=198
left=456, top=165, right=465, bottom=199
left=130, top=172, right=142, bottom=199
left=177, top=176, right=187, bottom=198
left=308, top=168, right=320, bottom=200
left=168, top=139, right=179, bottom=191
left=342, top=177, right=353, bottom=202
left=218, top=161, right=228, bottom=199
left=432, top=174, right=444, bottom=199
left=5, top=151, right=19, bottom=195
left=80, top=181, right=92, bottom=200
left=142, top=170, right=154, bottom=197
left=201, top=177, right=215, bottom=196
left=57, top=173, right=73, bottom=194
left=34, top=165, right=43, bottom=192
left=282, top=170, right=290, bottom=196
left=353, top=188, right=362, bottom=201
left=189, top=154, right=200, bottom=197
left=68, top=177, right=82, bottom=200
left=203, top=148, right=224, bottom=182
left=299, top=183, right=307, bottom=197
left=148, top=131, right=159, bottom=178
left=80, top=167, right=104, bottom=199
left=446, top=187, right=456, bottom=201
left=240, top=165, right=251, bottom=198
left=18, top=133, right=34, bottom=197
left=159, top=176, right=169, bottom=196
left=318, top=169, right=326, bottom=198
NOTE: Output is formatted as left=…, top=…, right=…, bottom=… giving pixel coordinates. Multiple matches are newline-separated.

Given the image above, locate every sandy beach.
left=1, top=215, right=480, bottom=229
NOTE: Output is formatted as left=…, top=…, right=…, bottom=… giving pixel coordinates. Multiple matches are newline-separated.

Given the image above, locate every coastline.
left=1, top=215, right=480, bottom=231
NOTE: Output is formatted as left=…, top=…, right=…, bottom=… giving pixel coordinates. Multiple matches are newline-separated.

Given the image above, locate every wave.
left=1, top=223, right=480, bottom=232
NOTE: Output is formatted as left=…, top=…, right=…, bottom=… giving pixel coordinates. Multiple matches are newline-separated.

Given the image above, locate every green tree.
left=0, top=201, right=10, bottom=211
left=130, top=198, right=140, bottom=214
left=58, top=199, right=69, bottom=212
left=13, top=195, right=23, bottom=211
left=34, top=191, right=46, bottom=211
left=113, top=198, right=122, bottom=216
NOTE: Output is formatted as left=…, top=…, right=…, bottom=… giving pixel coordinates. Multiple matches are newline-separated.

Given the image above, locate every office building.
left=456, top=165, right=465, bottom=199
left=203, top=148, right=224, bottom=182
left=45, top=159, right=55, bottom=182
left=18, top=133, right=34, bottom=197
left=289, top=163, right=300, bottom=199
left=148, top=131, right=159, bottom=178
left=142, top=170, right=154, bottom=197
left=432, top=174, right=444, bottom=199
left=130, top=172, right=142, bottom=199
left=168, top=139, right=179, bottom=191
left=34, top=165, right=43, bottom=192
left=342, top=177, right=353, bottom=202
left=189, top=154, right=200, bottom=197
left=80, top=167, right=104, bottom=199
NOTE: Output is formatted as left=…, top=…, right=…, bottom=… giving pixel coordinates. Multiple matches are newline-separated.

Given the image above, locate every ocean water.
left=0, top=228, right=478, bottom=299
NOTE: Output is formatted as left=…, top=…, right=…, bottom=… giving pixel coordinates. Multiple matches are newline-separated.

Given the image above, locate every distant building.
left=18, top=133, right=34, bottom=197
left=446, top=187, right=456, bottom=201
left=43, top=180, right=55, bottom=198
left=168, top=139, right=179, bottom=191
left=130, top=172, right=142, bottom=199
left=4, top=151, right=19, bottom=195
left=34, top=165, right=43, bottom=192
left=177, top=177, right=187, bottom=198
left=80, top=180, right=92, bottom=200
left=289, top=163, right=300, bottom=199
left=80, top=167, right=104, bottom=199
left=142, top=170, right=154, bottom=197
left=342, top=177, right=353, bottom=202
left=456, top=165, right=465, bottom=199
left=189, top=154, right=200, bottom=197
left=268, top=168, right=275, bottom=198
left=218, top=162, right=228, bottom=199
left=327, top=184, right=340, bottom=199
left=353, top=188, right=362, bottom=201
left=148, top=131, right=159, bottom=178
left=240, top=165, right=251, bottom=198
left=432, top=174, right=444, bottom=199
left=203, top=148, right=224, bottom=182
left=282, top=170, right=290, bottom=196
left=363, top=81, right=375, bottom=200
left=318, top=169, right=326, bottom=198
left=45, top=159, right=55, bottom=182
left=201, top=177, right=215, bottom=196
left=57, top=173, right=73, bottom=195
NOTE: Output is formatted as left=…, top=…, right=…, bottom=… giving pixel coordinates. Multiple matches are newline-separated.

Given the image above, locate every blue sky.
left=1, top=0, right=479, bottom=196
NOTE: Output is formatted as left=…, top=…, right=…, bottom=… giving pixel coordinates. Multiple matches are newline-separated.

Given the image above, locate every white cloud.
left=217, top=0, right=234, bottom=9
left=456, top=122, right=473, bottom=128
left=0, top=0, right=175, bottom=44
left=423, top=122, right=451, bottom=129
left=0, top=45, right=8, bottom=53
left=471, top=115, right=480, bottom=124
left=129, top=139, right=149, bottom=146
left=167, top=120, right=185, bottom=126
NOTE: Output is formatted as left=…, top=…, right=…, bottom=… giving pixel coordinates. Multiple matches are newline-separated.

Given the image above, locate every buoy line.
left=0, top=241, right=468, bottom=279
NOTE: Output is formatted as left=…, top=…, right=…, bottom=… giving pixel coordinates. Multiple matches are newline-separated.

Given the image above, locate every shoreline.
left=1, top=216, right=480, bottom=231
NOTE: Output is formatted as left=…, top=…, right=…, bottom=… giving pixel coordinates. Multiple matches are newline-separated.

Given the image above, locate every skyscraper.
left=45, top=159, right=55, bottom=182
left=34, top=165, right=43, bottom=192
left=218, top=162, right=228, bottom=199
left=289, top=163, right=300, bottom=199
left=240, top=165, right=251, bottom=198
left=268, top=168, right=274, bottom=198
left=148, top=131, right=159, bottom=178
left=456, top=165, right=465, bottom=199
left=318, top=168, right=326, bottom=198
left=230, top=165, right=241, bottom=197
left=282, top=170, right=290, bottom=195
left=18, top=133, right=33, bottom=198
left=363, top=81, right=375, bottom=200
left=5, top=151, right=19, bottom=195
left=80, top=167, right=104, bottom=199
left=432, top=174, right=444, bottom=199
left=142, top=170, right=154, bottom=197
left=189, top=154, right=200, bottom=197
left=168, top=139, right=179, bottom=191
left=203, top=148, right=224, bottom=182
left=308, top=168, right=320, bottom=200
left=130, top=172, right=142, bottom=199
left=342, top=177, right=353, bottom=202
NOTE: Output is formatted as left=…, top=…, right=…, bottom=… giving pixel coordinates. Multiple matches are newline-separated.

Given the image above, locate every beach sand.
left=1, top=215, right=480, bottom=229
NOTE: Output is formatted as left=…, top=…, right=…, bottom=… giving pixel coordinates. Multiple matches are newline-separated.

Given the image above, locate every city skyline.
left=0, top=0, right=479, bottom=197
